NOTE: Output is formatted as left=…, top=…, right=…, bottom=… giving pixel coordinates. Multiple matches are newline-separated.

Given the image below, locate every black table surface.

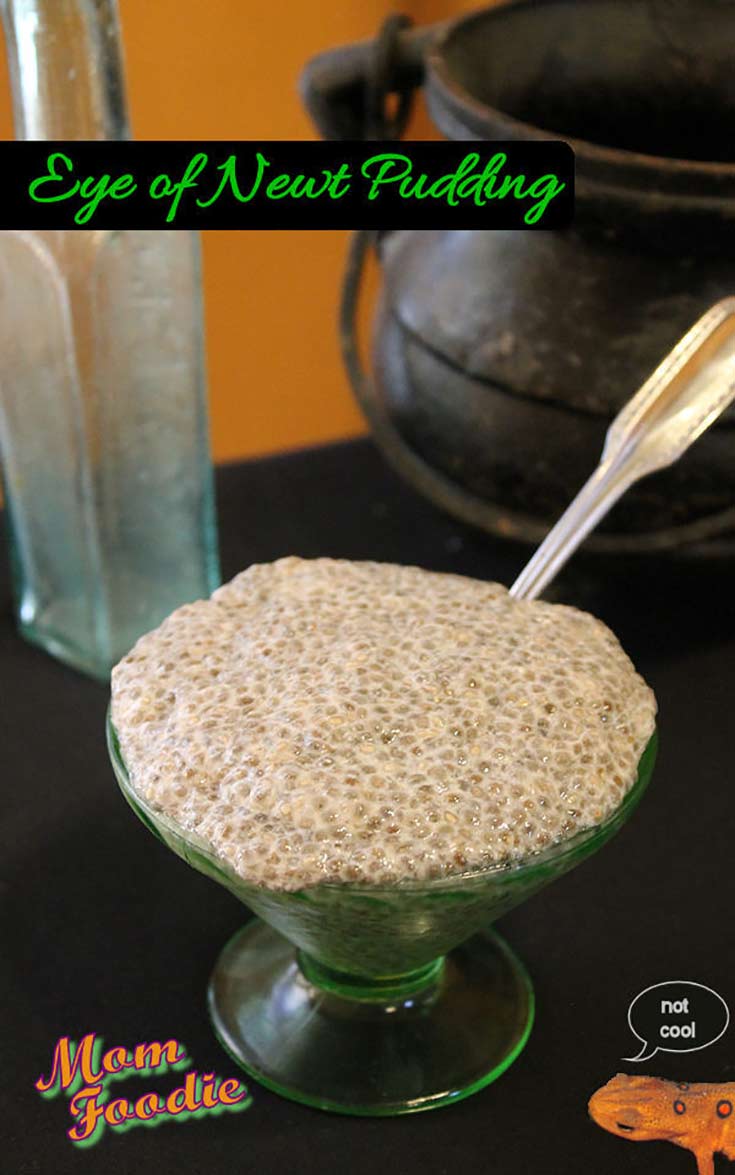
left=3, top=438, right=735, bottom=1175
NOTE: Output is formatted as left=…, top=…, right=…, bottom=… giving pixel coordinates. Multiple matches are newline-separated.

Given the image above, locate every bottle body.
left=0, top=0, right=220, bottom=676
left=0, top=228, right=219, bottom=676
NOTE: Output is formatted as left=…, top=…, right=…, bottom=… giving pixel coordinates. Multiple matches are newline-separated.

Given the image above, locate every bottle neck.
left=1, top=0, right=129, bottom=140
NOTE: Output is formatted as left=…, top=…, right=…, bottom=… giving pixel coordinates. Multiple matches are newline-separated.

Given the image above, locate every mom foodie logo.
left=35, top=1033, right=251, bottom=1146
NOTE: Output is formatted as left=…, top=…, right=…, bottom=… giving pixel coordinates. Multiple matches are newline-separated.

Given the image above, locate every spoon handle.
left=509, top=461, right=632, bottom=601
left=510, top=297, right=735, bottom=601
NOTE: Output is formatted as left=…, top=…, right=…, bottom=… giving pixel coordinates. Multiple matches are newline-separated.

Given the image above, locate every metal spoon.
left=510, top=297, right=735, bottom=601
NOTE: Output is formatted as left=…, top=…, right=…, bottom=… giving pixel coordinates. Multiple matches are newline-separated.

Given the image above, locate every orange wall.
left=0, top=0, right=484, bottom=463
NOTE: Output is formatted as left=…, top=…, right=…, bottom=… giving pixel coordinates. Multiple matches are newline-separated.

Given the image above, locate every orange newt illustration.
left=589, top=1074, right=735, bottom=1175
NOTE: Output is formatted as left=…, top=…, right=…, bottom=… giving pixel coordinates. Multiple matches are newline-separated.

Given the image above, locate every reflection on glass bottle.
left=0, top=0, right=220, bottom=677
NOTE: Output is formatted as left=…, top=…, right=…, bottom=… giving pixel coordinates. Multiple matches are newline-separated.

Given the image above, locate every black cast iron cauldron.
left=301, top=0, right=735, bottom=554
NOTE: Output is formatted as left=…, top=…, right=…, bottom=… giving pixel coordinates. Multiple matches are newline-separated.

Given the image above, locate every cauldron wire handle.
left=299, top=17, right=442, bottom=141
left=511, top=297, right=735, bottom=600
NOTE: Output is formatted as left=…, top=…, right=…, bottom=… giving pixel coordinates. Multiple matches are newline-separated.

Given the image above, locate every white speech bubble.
left=623, top=980, right=730, bottom=1062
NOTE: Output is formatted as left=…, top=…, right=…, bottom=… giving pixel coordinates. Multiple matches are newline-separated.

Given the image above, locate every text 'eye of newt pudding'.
left=110, top=557, right=657, bottom=892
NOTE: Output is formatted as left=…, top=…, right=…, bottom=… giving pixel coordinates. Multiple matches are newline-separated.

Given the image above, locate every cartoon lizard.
left=589, top=1073, right=735, bottom=1175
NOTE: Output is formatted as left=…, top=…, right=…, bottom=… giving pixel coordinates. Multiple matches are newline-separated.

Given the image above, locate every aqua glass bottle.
left=0, top=0, right=220, bottom=678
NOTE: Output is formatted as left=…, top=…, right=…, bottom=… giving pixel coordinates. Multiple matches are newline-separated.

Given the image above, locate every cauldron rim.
left=426, top=0, right=735, bottom=194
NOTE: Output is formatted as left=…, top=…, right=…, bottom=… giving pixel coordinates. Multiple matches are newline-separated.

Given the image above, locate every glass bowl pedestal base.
left=209, top=919, right=534, bottom=1115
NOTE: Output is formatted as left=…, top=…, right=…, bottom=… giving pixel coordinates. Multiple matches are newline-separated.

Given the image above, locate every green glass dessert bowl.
left=107, top=714, right=657, bottom=1116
